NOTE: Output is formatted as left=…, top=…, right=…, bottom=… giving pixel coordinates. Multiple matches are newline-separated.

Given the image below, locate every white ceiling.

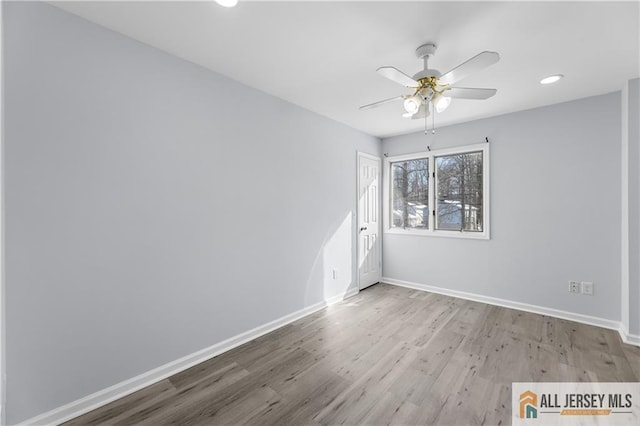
left=50, top=0, right=639, bottom=139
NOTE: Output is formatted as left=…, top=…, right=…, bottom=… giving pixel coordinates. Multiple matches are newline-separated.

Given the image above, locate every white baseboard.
left=19, top=288, right=359, bottom=426
left=618, top=323, right=640, bottom=346
left=344, top=286, right=360, bottom=300
left=623, top=333, right=640, bottom=346
left=382, top=277, right=638, bottom=347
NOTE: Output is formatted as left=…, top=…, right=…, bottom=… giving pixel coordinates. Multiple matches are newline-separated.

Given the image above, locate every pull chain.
left=424, top=109, right=428, bottom=135
left=431, top=104, right=436, bottom=134
left=424, top=102, right=436, bottom=150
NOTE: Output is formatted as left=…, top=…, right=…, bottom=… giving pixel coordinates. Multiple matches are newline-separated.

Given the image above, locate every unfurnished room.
left=0, top=0, right=639, bottom=425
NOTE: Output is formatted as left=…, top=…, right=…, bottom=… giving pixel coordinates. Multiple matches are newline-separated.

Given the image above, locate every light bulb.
left=215, top=0, right=238, bottom=7
left=432, top=92, right=451, bottom=113
left=435, top=96, right=451, bottom=113
left=403, top=95, right=422, bottom=114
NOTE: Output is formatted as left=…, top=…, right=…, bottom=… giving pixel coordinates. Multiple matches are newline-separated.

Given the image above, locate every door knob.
left=360, top=226, right=368, bottom=231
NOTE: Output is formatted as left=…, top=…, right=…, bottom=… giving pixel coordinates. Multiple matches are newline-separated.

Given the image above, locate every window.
left=436, top=151, right=483, bottom=232
left=391, top=158, right=429, bottom=230
left=383, top=144, right=489, bottom=239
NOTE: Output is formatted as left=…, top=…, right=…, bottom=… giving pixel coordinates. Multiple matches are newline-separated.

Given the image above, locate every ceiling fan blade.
left=444, top=87, right=497, bottom=100
left=377, top=66, right=419, bottom=87
left=359, top=95, right=404, bottom=110
left=438, top=51, right=500, bottom=86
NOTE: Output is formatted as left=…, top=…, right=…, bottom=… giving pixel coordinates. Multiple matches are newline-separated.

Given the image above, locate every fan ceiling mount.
left=413, top=43, right=440, bottom=79
left=360, top=42, right=500, bottom=123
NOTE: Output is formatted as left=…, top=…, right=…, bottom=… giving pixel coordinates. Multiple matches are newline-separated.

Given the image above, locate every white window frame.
left=383, top=143, right=490, bottom=240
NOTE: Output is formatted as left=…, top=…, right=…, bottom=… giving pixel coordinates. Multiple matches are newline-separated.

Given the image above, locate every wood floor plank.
left=391, top=330, right=466, bottom=406
left=313, top=339, right=421, bottom=424
left=623, top=344, right=640, bottom=379
left=129, top=363, right=251, bottom=425
left=64, top=379, right=178, bottom=426
left=65, top=283, right=640, bottom=426
left=250, top=362, right=350, bottom=425
left=358, top=391, right=423, bottom=426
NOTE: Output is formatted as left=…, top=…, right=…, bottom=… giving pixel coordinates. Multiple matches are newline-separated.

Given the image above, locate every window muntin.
left=436, top=151, right=483, bottom=232
left=390, top=158, right=429, bottom=229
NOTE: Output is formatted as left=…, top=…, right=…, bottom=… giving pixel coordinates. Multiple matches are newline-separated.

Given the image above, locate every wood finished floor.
left=66, top=283, right=640, bottom=426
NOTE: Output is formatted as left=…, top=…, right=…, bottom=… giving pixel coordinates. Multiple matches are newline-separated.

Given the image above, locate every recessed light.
left=215, top=0, right=238, bottom=7
left=540, top=74, right=564, bottom=85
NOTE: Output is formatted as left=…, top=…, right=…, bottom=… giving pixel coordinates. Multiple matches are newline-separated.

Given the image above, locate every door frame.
left=356, top=152, right=382, bottom=291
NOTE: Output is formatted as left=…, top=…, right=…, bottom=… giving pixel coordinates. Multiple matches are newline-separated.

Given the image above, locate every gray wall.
left=382, top=93, right=621, bottom=322
left=628, top=78, right=640, bottom=335
left=3, top=2, right=379, bottom=423
left=1, top=1, right=5, bottom=424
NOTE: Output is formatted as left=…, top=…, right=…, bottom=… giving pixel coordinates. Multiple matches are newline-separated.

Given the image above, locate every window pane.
left=391, top=158, right=429, bottom=229
left=436, top=151, right=483, bottom=232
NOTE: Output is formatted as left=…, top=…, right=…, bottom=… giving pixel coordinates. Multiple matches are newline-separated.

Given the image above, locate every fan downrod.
left=413, top=43, right=441, bottom=80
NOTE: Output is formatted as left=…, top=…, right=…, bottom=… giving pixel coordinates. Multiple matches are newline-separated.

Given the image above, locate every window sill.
left=384, top=228, right=490, bottom=240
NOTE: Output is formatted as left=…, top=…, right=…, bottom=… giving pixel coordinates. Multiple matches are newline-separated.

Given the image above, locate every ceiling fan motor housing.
left=413, top=69, right=441, bottom=80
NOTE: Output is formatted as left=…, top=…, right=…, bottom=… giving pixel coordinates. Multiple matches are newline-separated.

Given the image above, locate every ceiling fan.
left=360, top=43, right=500, bottom=121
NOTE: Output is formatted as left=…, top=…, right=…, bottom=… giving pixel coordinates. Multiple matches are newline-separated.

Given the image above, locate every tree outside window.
left=391, top=158, right=429, bottom=229
left=436, top=151, right=483, bottom=232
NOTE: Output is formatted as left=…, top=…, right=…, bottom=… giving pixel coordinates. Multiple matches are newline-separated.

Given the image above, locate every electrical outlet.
left=581, top=281, right=594, bottom=295
left=568, top=281, right=580, bottom=293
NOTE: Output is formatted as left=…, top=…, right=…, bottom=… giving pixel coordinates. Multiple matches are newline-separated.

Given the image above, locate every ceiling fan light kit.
left=403, top=94, right=423, bottom=114
left=432, top=92, right=452, bottom=113
left=361, top=42, right=500, bottom=133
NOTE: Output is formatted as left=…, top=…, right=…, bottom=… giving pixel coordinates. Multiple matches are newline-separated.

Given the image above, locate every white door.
left=357, top=153, right=381, bottom=290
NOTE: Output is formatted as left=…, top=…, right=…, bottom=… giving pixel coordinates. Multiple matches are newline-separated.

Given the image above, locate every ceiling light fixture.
left=540, top=74, right=564, bottom=85
left=215, top=0, right=238, bottom=8
left=403, top=94, right=422, bottom=115
left=360, top=43, right=499, bottom=135
left=432, top=92, right=452, bottom=113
